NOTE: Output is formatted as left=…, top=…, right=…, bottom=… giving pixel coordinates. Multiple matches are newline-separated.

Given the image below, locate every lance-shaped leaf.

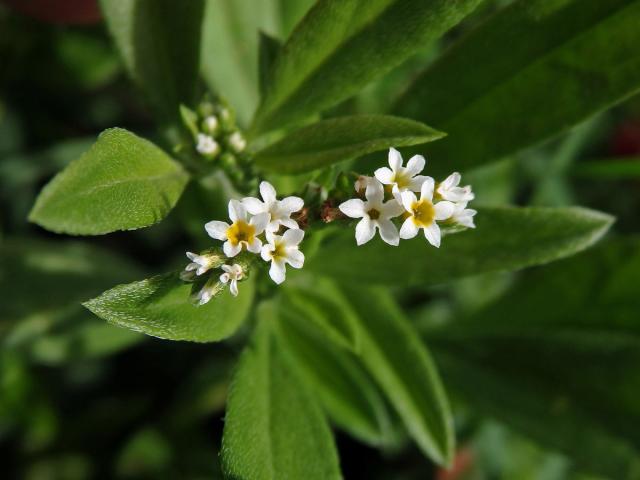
left=274, top=298, right=397, bottom=446
left=29, top=128, right=189, bottom=235
left=252, top=0, right=484, bottom=134
left=574, top=157, right=640, bottom=179
left=344, top=286, right=454, bottom=465
left=221, top=313, right=341, bottom=480
left=83, top=273, right=254, bottom=343
left=308, top=206, right=613, bottom=285
left=101, top=0, right=205, bottom=125
left=394, top=0, right=640, bottom=173
left=255, top=115, right=444, bottom=174
left=429, top=239, right=640, bottom=478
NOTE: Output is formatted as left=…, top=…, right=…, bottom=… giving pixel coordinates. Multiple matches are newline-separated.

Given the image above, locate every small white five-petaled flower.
left=260, top=229, right=305, bottom=284
left=436, top=172, right=474, bottom=203
left=196, top=133, right=220, bottom=157
left=339, top=180, right=404, bottom=246
left=400, top=178, right=455, bottom=248
left=194, top=277, right=222, bottom=306
left=374, top=147, right=428, bottom=195
left=205, top=200, right=269, bottom=257
left=450, top=202, right=477, bottom=229
left=219, top=264, right=245, bottom=297
left=243, top=181, right=304, bottom=232
left=183, top=251, right=221, bottom=276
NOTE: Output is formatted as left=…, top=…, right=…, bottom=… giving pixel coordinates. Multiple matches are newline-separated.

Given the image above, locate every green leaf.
left=29, top=128, right=189, bottom=236
left=343, top=286, right=453, bottom=465
left=429, top=239, right=640, bottom=478
left=255, top=115, right=445, bottom=174
left=574, top=157, right=640, bottom=179
left=282, top=276, right=360, bottom=351
left=258, top=31, right=282, bottom=97
left=83, top=272, right=254, bottom=343
left=308, top=206, right=613, bottom=286
left=221, top=313, right=341, bottom=480
left=100, top=0, right=205, bottom=125
left=394, top=0, right=640, bottom=173
left=274, top=298, right=398, bottom=446
left=252, top=0, right=484, bottom=134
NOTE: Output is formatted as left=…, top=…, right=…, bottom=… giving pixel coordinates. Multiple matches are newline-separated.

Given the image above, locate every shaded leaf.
left=574, top=157, right=640, bottom=179
left=258, top=31, right=282, bottom=97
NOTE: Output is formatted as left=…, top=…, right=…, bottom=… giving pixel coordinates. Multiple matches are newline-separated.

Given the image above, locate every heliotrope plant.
left=25, top=0, right=635, bottom=478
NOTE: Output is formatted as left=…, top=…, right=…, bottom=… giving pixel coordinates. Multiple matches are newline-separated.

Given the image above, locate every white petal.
left=339, top=198, right=366, bottom=218
left=269, top=259, right=286, bottom=284
left=242, top=197, right=266, bottom=215
left=185, top=263, right=197, bottom=272
left=228, top=199, right=246, bottom=222
left=377, top=219, right=399, bottom=246
left=365, top=180, right=384, bottom=205
left=261, top=245, right=273, bottom=261
left=400, top=191, right=417, bottom=212
left=205, top=221, right=229, bottom=240
left=221, top=264, right=233, bottom=274
left=220, top=272, right=230, bottom=283
left=279, top=196, right=304, bottom=213
left=280, top=218, right=299, bottom=230
left=229, top=279, right=239, bottom=296
left=434, top=201, right=455, bottom=220
left=250, top=212, right=270, bottom=234
left=420, top=177, right=435, bottom=201
left=374, top=167, right=394, bottom=185
left=259, top=181, right=277, bottom=203
left=388, top=147, right=402, bottom=171
left=196, top=265, right=208, bottom=275
left=266, top=220, right=281, bottom=232
left=247, top=237, right=263, bottom=253
left=186, top=251, right=197, bottom=261
left=441, top=172, right=461, bottom=190
left=223, top=241, right=241, bottom=258
left=399, top=218, right=419, bottom=239
left=408, top=175, right=428, bottom=192
left=286, top=249, right=305, bottom=269
left=424, top=222, right=441, bottom=248
left=282, top=228, right=304, bottom=246
left=381, top=198, right=404, bottom=218
left=355, top=218, right=376, bottom=246
left=405, top=155, right=425, bottom=175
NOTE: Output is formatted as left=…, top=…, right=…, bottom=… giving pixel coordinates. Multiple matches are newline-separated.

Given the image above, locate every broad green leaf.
left=29, top=128, right=189, bottom=235
left=221, top=314, right=341, bottom=480
left=308, top=206, right=613, bottom=285
left=574, top=158, right=640, bottom=179
left=200, top=0, right=281, bottom=125
left=258, top=31, right=282, bottom=97
left=343, top=286, right=454, bottom=465
left=394, top=0, right=640, bottom=172
left=274, top=298, right=396, bottom=446
left=282, top=276, right=360, bottom=351
left=252, top=0, right=484, bottom=134
left=83, top=272, right=254, bottom=343
left=101, top=0, right=205, bottom=125
left=255, top=115, right=445, bottom=174
left=429, top=239, right=640, bottom=477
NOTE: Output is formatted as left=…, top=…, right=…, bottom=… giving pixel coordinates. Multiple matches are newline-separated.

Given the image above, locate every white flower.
left=399, top=178, right=455, bottom=248
left=242, top=181, right=304, bottom=232
left=374, top=147, right=428, bottom=195
left=196, top=133, right=220, bottom=157
left=228, top=131, right=246, bottom=153
left=339, top=180, right=404, bottom=246
left=219, top=263, right=245, bottom=296
left=203, top=115, right=219, bottom=135
left=436, top=172, right=474, bottom=202
left=354, top=175, right=376, bottom=193
left=450, top=202, right=477, bottom=229
left=183, top=251, right=221, bottom=276
left=260, top=229, right=305, bottom=284
left=205, top=200, right=269, bottom=258
left=193, top=277, right=223, bottom=306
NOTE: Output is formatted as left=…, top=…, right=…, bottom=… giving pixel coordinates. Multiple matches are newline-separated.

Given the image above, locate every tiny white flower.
left=354, top=175, right=376, bottom=193
left=399, top=178, right=455, bottom=248
left=374, top=147, right=428, bottom=195
left=219, top=263, right=245, bottom=297
left=183, top=251, right=221, bottom=276
left=242, top=181, right=304, bottom=232
left=228, top=131, right=246, bottom=153
left=436, top=172, right=474, bottom=202
left=205, top=200, right=269, bottom=258
left=196, top=133, right=220, bottom=157
left=193, top=277, right=223, bottom=306
left=339, top=180, right=404, bottom=246
left=203, top=115, right=219, bottom=134
left=450, top=202, right=477, bottom=229
left=260, top=229, right=305, bottom=284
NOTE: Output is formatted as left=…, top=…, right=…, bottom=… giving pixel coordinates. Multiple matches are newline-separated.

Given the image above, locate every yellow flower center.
left=226, top=221, right=256, bottom=246
left=411, top=199, right=435, bottom=228
left=271, top=239, right=286, bottom=260
left=393, top=171, right=411, bottom=189
left=368, top=208, right=381, bottom=220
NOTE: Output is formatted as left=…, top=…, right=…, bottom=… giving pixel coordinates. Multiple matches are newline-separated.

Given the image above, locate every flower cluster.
left=181, top=181, right=305, bottom=303
left=339, top=148, right=476, bottom=248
